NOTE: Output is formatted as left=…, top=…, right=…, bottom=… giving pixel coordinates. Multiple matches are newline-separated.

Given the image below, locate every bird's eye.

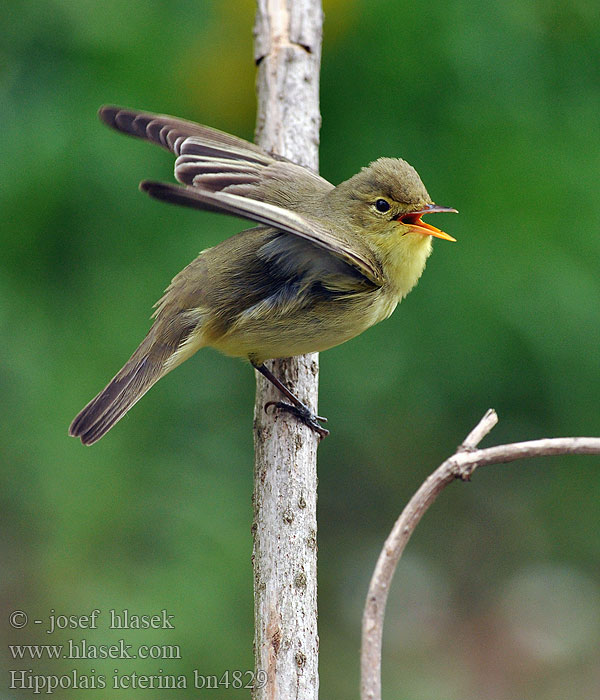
left=374, top=199, right=390, bottom=213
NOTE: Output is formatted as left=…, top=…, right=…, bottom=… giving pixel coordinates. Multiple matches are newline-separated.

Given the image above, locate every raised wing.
left=99, top=105, right=331, bottom=196
left=100, top=106, right=384, bottom=286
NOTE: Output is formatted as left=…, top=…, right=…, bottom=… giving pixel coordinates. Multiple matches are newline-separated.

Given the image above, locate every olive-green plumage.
left=69, top=106, right=456, bottom=444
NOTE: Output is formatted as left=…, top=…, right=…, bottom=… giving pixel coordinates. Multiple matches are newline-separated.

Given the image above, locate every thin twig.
left=459, top=408, right=498, bottom=451
left=360, top=409, right=600, bottom=700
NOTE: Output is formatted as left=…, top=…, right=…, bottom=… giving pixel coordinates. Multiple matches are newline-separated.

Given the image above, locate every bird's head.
left=328, top=157, right=457, bottom=248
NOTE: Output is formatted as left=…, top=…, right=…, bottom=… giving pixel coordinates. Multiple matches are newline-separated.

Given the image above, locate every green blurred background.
left=2, top=0, right=600, bottom=698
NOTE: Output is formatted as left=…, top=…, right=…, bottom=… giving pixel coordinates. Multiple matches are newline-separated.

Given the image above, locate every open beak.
left=398, top=204, right=457, bottom=241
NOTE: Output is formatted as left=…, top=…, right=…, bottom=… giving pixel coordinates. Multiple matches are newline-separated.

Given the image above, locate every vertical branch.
left=252, top=2, right=323, bottom=700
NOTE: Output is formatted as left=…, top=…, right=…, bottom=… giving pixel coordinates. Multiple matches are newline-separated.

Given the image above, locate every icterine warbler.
left=69, top=107, right=456, bottom=444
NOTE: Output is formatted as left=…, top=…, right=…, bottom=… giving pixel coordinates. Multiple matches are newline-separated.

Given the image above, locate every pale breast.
left=206, top=286, right=398, bottom=363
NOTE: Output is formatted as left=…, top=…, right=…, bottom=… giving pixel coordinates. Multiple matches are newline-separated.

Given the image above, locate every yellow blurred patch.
left=173, top=1, right=256, bottom=130
left=323, top=0, right=361, bottom=43
left=171, top=0, right=360, bottom=129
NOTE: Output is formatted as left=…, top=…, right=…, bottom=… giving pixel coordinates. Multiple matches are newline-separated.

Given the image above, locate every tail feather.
left=70, top=308, right=205, bottom=445
left=69, top=346, right=166, bottom=445
left=70, top=251, right=208, bottom=445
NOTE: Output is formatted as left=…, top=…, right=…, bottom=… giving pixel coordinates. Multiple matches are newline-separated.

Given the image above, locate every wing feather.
left=100, top=106, right=383, bottom=286
left=140, top=181, right=384, bottom=286
left=99, top=105, right=269, bottom=159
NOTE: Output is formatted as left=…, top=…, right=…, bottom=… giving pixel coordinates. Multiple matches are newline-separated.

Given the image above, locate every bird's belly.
left=208, top=288, right=398, bottom=362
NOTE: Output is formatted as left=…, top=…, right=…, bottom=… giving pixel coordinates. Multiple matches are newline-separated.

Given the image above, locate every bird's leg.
left=252, top=362, right=329, bottom=438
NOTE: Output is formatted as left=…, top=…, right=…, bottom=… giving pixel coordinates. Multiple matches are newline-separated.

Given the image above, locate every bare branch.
left=361, top=409, right=600, bottom=700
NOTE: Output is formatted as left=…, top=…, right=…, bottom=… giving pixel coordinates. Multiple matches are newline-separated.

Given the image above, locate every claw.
left=264, top=401, right=330, bottom=438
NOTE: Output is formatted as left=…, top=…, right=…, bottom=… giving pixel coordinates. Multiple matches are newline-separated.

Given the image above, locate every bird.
left=69, top=106, right=456, bottom=445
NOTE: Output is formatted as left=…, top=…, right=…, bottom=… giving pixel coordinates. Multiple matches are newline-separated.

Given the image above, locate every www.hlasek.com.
left=10, top=639, right=181, bottom=660
left=9, top=669, right=268, bottom=693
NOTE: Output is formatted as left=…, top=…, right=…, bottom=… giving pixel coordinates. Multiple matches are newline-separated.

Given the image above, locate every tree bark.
left=252, top=2, right=323, bottom=700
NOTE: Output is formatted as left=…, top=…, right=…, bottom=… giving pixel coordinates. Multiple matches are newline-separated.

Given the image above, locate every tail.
left=69, top=314, right=202, bottom=445
left=69, top=334, right=166, bottom=445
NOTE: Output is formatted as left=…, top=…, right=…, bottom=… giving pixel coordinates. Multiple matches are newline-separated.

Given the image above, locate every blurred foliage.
left=1, top=0, right=599, bottom=698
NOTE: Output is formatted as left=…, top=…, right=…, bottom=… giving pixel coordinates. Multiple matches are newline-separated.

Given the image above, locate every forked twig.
left=361, top=409, right=600, bottom=700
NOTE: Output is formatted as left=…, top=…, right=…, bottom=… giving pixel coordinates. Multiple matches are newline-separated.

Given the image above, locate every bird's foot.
left=265, top=401, right=329, bottom=439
